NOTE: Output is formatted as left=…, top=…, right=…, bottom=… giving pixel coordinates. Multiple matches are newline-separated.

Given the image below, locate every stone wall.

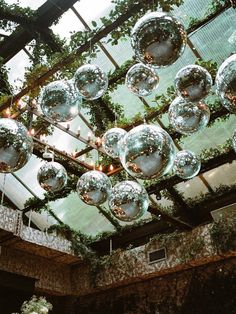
left=74, top=258, right=236, bottom=314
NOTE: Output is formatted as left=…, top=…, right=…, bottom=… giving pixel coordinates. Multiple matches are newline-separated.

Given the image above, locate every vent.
left=148, top=247, right=166, bottom=264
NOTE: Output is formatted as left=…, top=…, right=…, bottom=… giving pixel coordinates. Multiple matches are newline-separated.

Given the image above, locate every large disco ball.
left=77, top=170, right=112, bottom=205
left=73, top=64, right=108, bottom=100
left=125, top=63, right=159, bottom=96
left=39, top=80, right=81, bottom=122
left=233, top=129, right=236, bottom=153
left=131, top=12, right=187, bottom=68
left=168, top=97, right=210, bottom=135
left=119, top=124, right=175, bottom=180
left=102, top=127, right=127, bottom=159
left=37, top=162, right=68, bottom=192
left=108, top=180, right=149, bottom=222
left=173, top=150, right=201, bottom=179
left=0, top=118, right=33, bottom=173
left=174, top=65, right=212, bottom=102
left=216, top=54, right=236, bottom=113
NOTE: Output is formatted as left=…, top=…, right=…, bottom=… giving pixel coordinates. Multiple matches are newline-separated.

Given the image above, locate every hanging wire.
left=1, top=174, right=7, bottom=205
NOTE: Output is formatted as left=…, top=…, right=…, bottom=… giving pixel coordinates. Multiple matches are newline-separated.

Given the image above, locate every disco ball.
left=168, top=97, right=210, bottom=135
left=108, top=180, right=149, bottom=222
left=131, top=12, right=187, bottom=68
left=0, top=118, right=33, bottom=173
left=119, top=124, right=175, bottom=180
left=233, top=129, right=236, bottom=153
left=216, top=54, right=236, bottom=113
left=125, top=63, right=159, bottom=96
left=174, top=64, right=212, bottom=102
left=37, top=162, right=68, bottom=192
left=173, top=150, right=201, bottom=179
left=73, top=64, right=108, bottom=100
left=77, top=170, right=112, bottom=205
left=39, top=80, right=81, bottom=122
left=102, top=127, right=127, bottom=159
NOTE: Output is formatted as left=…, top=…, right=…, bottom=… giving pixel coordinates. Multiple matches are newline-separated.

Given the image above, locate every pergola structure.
left=0, top=0, right=236, bottom=255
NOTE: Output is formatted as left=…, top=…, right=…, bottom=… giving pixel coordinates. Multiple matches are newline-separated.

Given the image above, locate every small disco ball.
left=37, top=162, right=68, bottom=192
left=108, top=180, right=149, bottom=222
left=0, top=118, right=33, bottom=173
left=174, top=64, right=213, bottom=102
left=102, top=127, right=127, bottom=159
left=125, top=63, right=159, bottom=96
left=168, top=97, right=210, bottom=135
left=131, top=12, right=187, bottom=68
left=39, top=80, right=81, bottom=122
left=216, top=54, right=236, bottom=113
left=233, top=129, right=236, bottom=153
left=77, top=170, right=112, bottom=205
left=73, top=64, right=108, bottom=100
left=173, top=150, right=201, bottom=179
left=119, top=124, right=175, bottom=180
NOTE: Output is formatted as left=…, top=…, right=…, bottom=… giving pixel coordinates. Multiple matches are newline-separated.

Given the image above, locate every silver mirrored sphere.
left=39, top=80, right=81, bottom=122
left=216, top=54, right=236, bottom=113
left=125, top=63, right=159, bottom=96
left=77, top=170, right=112, bottom=205
left=102, top=127, right=127, bottom=159
left=168, top=97, right=210, bottom=135
left=119, top=124, right=175, bottom=180
left=131, top=12, right=187, bottom=68
left=174, top=65, right=212, bottom=102
left=109, top=180, right=149, bottom=222
left=37, top=162, right=68, bottom=192
left=0, top=118, right=33, bottom=173
left=173, top=150, right=201, bottom=179
left=73, top=64, right=108, bottom=100
left=233, top=129, right=236, bottom=153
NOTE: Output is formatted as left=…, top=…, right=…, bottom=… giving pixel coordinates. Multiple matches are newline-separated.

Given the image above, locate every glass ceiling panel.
left=50, top=192, right=116, bottom=236
left=5, top=50, right=31, bottom=92
left=73, top=0, right=114, bottom=29
left=204, top=161, right=236, bottom=190
left=5, top=0, right=46, bottom=10
left=190, top=8, right=236, bottom=63
left=0, top=173, right=32, bottom=209
left=175, top=176, right=209, bottom=202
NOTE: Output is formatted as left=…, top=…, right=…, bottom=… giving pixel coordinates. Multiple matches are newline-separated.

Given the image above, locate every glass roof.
left=1, top=0, right=235, bottom=238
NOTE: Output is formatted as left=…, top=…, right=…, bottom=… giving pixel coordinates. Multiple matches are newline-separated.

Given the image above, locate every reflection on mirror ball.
left=109, top=180, right=149, bottom=221
left=131, top=12, right=187, bottom=68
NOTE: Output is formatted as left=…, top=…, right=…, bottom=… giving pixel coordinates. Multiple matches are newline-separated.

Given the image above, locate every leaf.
left=92, top=20, right=97, bottom=27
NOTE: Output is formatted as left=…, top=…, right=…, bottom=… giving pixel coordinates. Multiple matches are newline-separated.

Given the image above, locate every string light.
left=72, top=151, right=77, bottom=158
left=5, top=108, right=10, bottom=117
left=77, top=126, right=81, bottom=136
left=98, top=164, right=103, bottom=171
left=96, top=137, right=102, bottom=147
left=66, top=123, right=70, bottom=130
left=109, top=164, right=114, bottom=172
left=30, top=128, right=35, bottom=136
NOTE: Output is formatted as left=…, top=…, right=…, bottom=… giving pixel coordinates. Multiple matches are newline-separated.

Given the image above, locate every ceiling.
left=0, top=0, right=235, bottom=245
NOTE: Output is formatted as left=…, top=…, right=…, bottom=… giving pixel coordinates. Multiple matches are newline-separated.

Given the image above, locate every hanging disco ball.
left=39, top=80, right=81, bottom=122
left=102, top=127, right=127, bottom=159
left=173, top=150, right=201, bottom=179
left=131, top=12, right=187, bottom=68
left=233, top=129, right=236, bottom=153
left=168, top=97, right=210, bottom=135
left=216, top=54, right=236, bottom=113
left=174, top=64, right=213, bottom=102
left=77, top=170, right=112, bottom=205
left=125, top=63, right=159, bottom=96
left=119, top=124, right=175, bottom=180
left=73, top=64, right=108, bottom=100
left=0, top=118, right=33, bottom=173
left=108, top=180, right=149, bottom=222
left=37, top=162, right=68, bottom=192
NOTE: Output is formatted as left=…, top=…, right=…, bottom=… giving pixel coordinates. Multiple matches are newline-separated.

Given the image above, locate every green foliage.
left=210, top=209, right=236, bottom=252
left=20, top=295, right=52, bottom=314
